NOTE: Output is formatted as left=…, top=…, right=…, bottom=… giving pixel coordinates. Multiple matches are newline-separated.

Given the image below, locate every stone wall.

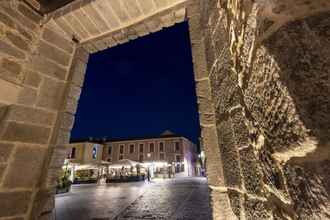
left=0, top=1, right=80, bottom=219
left=200, top=0, right=330, bottom=219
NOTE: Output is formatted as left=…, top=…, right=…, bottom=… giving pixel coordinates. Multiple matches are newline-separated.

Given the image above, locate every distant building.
left=102, top=130, right=198, bottom=177
left=65, top=131, right=198, bottom=180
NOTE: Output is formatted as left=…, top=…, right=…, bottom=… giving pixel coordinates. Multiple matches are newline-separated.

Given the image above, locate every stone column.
left=197, top=0, right=330, bottom=219
left=187, top=0, right=238, bottom=219
left=0, top=1, right=80, bottom=219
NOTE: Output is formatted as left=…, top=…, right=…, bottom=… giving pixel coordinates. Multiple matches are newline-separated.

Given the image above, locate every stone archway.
left=0, top=0, right=330, bottom=219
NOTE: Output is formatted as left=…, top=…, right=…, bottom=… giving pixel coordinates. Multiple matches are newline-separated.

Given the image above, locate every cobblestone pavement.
left=55, top=177, right=211, bottom=220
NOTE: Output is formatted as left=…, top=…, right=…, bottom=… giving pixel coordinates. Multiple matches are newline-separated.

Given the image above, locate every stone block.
left=137, top=0, right=154, bottom=14
left=239, top=146, right=263, bottom=195
left=197, top=93, right=212, bottom=112
left=38, top=41, right=71, bottom=67
left=201, top=126, right=224, bottom=186
left=81, top=3, right=109, bottom=33
left=160, top=13, right=175, bottom=28
left=29, top=55, right=68, bottom=80
left=42, top=28, right=74, bottom=54
left=0, top=191, right=32, bottom=217
left=1, top=4, right=37, bottom=31
left=6, top=105, right=56, bottom=126
left=0, top=40, right=26, bottom=60
left=174, top=8, right=186, bottom=23
left=64, top=98, right=78, bottom=115
left=0, top=11, right=15, bottom=29
left=17, top=24, right=34, bottom=42
left=6, top=31, right=29, bottom=51
left=227, top=189, right=243, bottom=219
left=37, top=78, right=66, bottom=110
left=45, top=167, right=63, bottom=187
left=49, top=146, right=70, bottom=169
left=196, top=79, right=212, bottom=99
left=217, top=119, right=242, bottom=188
left=0, top=78, right=21, bottom=104
left=17, top=87, right=37, bottom=106
left=67, top=83, right=82, bottom=99
left=17, top=2, right=41, bottom=24
left=145, top=18, right=162, bottom=33
left=0, top=104, right=7, bottom=120
left=134, top=23, right=149, bottom=37
left=1, top=58, right=22, bottom=79
left=0, top=142, right=14, bottom=163
left=0, top=164, right=7, bottom=182
left=75, top=47, right=89, bottom=63
left=73, top=8, right=101, bottom=36
left=209, top=190, right=237, bottom=220
left=199, top=111, right=216, bottom=125
left=59, top=112, right=75, bottom=130
left=230, top=108, right=250, bottom=147
left=1, top=122, right=51, bottom=144
left=3, top=145, right=47, bottom=188
left=70, top=60, right=87, bottom=87
left=53, top=17, right=77, bottom=41
left=24, top=70, right=41, bottom=88
left=190, top=41, right=208, bottom=80
left=244, top=196, right=272, bottom=220
left=107, top=0, right=129, bottom=23
left=54, top=129, right=71, bottom=145
left=187, top=15, right=202, bottom=42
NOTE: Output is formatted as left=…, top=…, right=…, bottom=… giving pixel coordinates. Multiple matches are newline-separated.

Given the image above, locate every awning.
left=109, top=159, right=140, bottom=169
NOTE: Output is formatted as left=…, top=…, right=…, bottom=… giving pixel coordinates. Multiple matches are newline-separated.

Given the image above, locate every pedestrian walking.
left=147, top=168, right=151, bottom=183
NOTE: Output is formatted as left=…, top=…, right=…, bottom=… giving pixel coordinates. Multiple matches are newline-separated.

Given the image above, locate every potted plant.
left=56, top=163, right=72, bottom=194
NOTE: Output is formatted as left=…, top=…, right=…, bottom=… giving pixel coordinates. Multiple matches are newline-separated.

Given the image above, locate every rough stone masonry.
left=0, top=0, right=329, bottom=219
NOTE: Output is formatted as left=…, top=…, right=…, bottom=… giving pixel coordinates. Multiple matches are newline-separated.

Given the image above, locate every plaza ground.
left=55, top=177, right=212, bottom=220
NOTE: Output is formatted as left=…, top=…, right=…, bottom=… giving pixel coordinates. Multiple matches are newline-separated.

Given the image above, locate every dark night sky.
left=70, top=21, right=201, bottom=145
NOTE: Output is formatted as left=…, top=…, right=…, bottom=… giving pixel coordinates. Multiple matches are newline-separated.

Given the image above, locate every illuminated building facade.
left=103, top=130, right=198, bottom=177
left=66, top=131, right=198, bottom=179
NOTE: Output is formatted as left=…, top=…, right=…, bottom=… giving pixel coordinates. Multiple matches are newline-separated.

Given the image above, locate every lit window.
left=175, top=142, right=180, bottom=151
left=150, top=143, right=154, bottom=152
left=92, top=145, right=97, bottom=159
left=120, top=145, right=124, bottom=154
left=130, top=144, right=134, bottom=154
left=160, top=153, right=165, bottom=160
left=159, top=142, right=164, bottom=152
left=139, top=144, right=144, bottom=153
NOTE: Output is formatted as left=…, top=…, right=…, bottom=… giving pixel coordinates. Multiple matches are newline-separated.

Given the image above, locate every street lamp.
left=147, top=153, right=153, bottom=178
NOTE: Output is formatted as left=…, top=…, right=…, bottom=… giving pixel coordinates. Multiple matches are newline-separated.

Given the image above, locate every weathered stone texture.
left=28, top=55, right=68, bottom=80
left=284, top=160, right=330, bottom=219
left=1, top=122, right=51, bottom=144
left=3, top=145, right=47, bottom=188
left=37, top=41, right=71, bottom=67
left=42, top=28, right=74, bottom=54
left=217, top=118, right=242, bottom=188
left=6, top=105, right=56, bottom=126
left=201, top=0, right=330, bottom=218
left=244, top=197, right=272, bottom=220
left=36, top=78, right=66, bottom=110
left=0, top=142, right=14, bottom=163
left=0, top=191, right=32, bottom=217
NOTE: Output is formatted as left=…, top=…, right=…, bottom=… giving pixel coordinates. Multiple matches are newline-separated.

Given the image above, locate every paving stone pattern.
left=55, top=177, right=211, bottom=220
